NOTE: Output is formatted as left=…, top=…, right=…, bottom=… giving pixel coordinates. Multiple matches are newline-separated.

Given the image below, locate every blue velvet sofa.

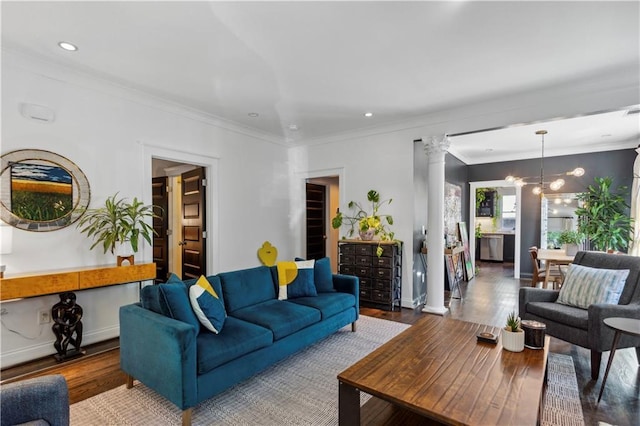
left=119, top=262, right=358, bottom=426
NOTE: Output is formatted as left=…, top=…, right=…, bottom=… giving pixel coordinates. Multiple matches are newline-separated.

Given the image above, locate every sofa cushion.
left=189, top=275, right=227, bottom=334
left=196, top=316, right=273, bottom=374
left=230, top=299, right=321, bottom=340
left=557, top=263, right=629, bottom=309
left=314, top=257, right=335, bottom=293
left=295, top=256, right=335, bottom=293
left=144, top=274, right=200, bottom=334
left=219, top=266, right=276, bottom=313
left=140, top=284, right=164, bottom=314
left=526, top=301, right=589, bottom=330
left=287, top=292, right=355, bottom=320
left=277, top=260, right=317, bottom=299
left=183, top=275, right=225, bottom=307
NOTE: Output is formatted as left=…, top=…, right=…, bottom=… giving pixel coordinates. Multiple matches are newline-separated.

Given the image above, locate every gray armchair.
left=0, top=374, right=69, bottom=426
left=520, top=251, right=640, bottom=380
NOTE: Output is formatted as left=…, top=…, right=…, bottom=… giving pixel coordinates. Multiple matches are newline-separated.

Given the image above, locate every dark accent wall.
left=468, top=148, right=635, bottom=275
left=445, top=152, right=470, bottom=229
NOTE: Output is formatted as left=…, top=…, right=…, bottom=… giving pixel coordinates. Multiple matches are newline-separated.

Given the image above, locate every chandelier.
left=505, top=130, right=585, bottom=195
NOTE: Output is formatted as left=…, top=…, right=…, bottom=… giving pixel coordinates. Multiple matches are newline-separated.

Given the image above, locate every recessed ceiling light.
left=248, top=112, right=259, bottom=118
left=364, top=112, right=373, bottom=118
left=288, top=124, right=298, bottom=131
left=58, top=41, right=78, bottom=51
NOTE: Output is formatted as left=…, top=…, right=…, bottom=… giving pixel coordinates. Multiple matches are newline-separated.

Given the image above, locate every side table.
left=598, top=317, right=640, bottom=403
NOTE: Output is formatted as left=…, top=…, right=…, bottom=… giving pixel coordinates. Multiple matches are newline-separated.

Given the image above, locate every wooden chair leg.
left=126, top=374, right=134, bottom=389
left=182, top=408, right=192, bottom=426
left=591, top=350, right=602, bottom=380
left=351, top=321, right=357, bottom=332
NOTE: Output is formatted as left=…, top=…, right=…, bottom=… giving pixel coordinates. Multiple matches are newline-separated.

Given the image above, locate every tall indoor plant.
left=77, top=193, right=159, bottom=260
left=331, top=190, right=395, bottom=256
left=575, top=177, right=633, bottom=252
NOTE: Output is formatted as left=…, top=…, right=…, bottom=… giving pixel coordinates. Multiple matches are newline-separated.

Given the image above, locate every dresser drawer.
left=372, top=256, right=392, bottom=268
left=374, top=280, right=389, bottom=290
left=377, top=244, right=398, bottom=258
left=372, top=289, right=390, bottom=302
left=360, top=288, right=371, bottom=300
left=373, top=267, right=392, bottom=280
left=340, top=244, right=356, bottom=255
left=340, top=254, right=355, bottom=265
left=356, top=266, right=371, bottom=278
left=356, top=256, right=371, bottom=266
left=339, top=264, right=355, bottom=275
left=355, top=245, right=372, bottom=256
left=359, top=277, right=373, bottom=289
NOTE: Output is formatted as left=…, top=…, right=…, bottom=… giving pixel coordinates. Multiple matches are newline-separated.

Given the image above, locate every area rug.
left=541, top=353, right=585, bottom=426
left=70, top=315, right=408, bottom=425
left=71, top=317, right=584, bottom=425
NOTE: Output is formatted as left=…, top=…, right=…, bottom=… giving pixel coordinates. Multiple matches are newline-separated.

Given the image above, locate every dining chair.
left=529, top=247, right=563, bottom=289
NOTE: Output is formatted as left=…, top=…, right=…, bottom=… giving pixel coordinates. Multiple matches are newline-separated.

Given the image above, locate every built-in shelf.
left=0, top=263, right=156, bottom=301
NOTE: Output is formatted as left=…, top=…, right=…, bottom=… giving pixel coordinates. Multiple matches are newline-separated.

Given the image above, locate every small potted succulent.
left=502, top=311, right=525, bottom=352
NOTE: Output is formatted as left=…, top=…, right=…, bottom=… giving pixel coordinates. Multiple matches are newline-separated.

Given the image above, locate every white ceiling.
left=2, top=1, right=639, bottom=164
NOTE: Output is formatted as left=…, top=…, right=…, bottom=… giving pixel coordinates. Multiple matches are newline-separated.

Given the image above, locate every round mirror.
left=0, top=149, right=90, bottom=231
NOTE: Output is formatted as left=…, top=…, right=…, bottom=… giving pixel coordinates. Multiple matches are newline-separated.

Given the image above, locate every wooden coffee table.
left=338, top=315, right=549, bottom=425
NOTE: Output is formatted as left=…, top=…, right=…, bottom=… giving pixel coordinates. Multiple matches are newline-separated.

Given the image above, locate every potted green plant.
left=331, top=190, right=395, bottom=257
left=77, top=193, right=159, bottom=263
left=502, top=311, right=524, bottom=352
left=557, top=230, right=584, bottom=256
left=575, top=177, right=633, bottom=252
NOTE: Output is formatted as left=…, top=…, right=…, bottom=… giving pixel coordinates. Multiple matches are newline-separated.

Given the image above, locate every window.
left=501, top=195, right=516, bottom=230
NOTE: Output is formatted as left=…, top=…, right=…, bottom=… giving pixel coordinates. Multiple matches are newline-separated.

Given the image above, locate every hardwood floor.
left=2, top=262, right=637, bottom=425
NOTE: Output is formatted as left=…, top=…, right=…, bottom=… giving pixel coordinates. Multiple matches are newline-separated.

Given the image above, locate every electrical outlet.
left=38, top=308, right=51, bottom=324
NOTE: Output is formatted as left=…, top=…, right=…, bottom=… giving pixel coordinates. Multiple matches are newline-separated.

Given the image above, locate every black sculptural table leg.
left=51, top=292, right=85, bottom=361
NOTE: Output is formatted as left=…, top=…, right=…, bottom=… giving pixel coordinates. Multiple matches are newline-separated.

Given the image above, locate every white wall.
left=0, top=51, right=292, bottom=367
left=290, top=130, right=417, bottom=307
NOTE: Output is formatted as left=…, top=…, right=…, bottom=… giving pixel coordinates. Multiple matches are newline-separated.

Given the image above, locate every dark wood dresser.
left=338, top=240, right=402, bottom=311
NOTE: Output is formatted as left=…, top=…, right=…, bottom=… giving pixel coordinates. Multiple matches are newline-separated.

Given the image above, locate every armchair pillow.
left=556, top=263, right=629, bottom=309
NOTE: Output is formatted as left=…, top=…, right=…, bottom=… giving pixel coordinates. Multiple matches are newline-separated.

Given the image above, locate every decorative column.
left=422, top=134, right=450, bottom=315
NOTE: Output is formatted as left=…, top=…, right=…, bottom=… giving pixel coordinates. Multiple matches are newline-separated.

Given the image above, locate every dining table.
left=536, top=249, right=575, bottom=289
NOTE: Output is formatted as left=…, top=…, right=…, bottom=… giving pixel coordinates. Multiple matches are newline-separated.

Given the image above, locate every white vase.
left=359, top=228, right=375, bottom=241
left=564, top=243, right=579, bottom=256
left=501, top=328, right=525, bottom=352
left=115, top=241, right=135, bottom=266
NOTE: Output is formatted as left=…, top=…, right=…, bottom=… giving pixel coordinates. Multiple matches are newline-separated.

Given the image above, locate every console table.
left=0, top=263, right=156, bottom=301
left=1, top=263, right=156, bottom=361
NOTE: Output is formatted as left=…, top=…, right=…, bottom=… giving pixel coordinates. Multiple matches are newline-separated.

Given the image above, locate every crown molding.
left=2, top=47, right=288, bottom=147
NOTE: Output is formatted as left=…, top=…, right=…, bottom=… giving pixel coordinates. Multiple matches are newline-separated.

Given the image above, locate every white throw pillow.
left=556, top=263, right=629, bottom=309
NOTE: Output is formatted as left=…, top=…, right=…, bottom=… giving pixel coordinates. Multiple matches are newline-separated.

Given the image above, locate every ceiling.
left=2, top=1, right=639, bottom=164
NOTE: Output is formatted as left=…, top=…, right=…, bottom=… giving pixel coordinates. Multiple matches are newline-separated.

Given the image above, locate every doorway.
left=469, top=180, right=521, bottom=279
left=305, top=176, right=340, bottom=273
left=152, top=159, right=207, bottom=282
